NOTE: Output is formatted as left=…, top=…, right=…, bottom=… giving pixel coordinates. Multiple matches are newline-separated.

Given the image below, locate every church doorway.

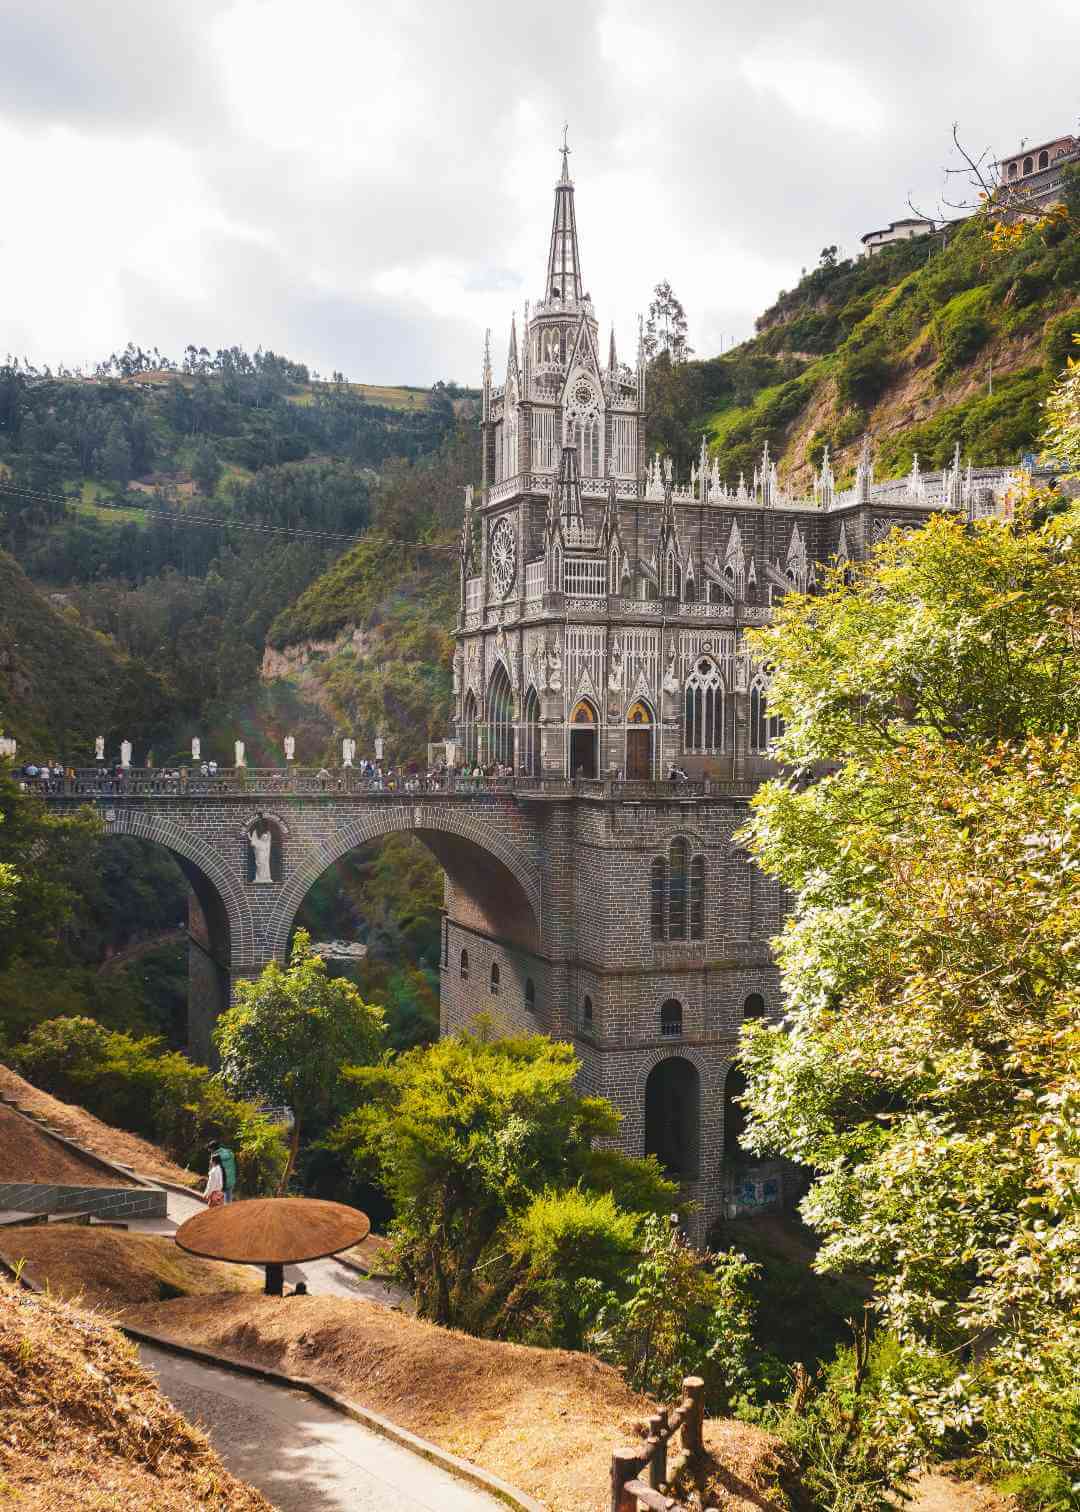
left=625, top=700, right=653, bottom=779
left=644, top=1057, right=700, bottom=1180
left=569, top=699, right=598, bottom=778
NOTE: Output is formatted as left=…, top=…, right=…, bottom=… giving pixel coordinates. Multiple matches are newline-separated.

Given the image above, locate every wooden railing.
left=610, top=1375, right=718, bottom=1512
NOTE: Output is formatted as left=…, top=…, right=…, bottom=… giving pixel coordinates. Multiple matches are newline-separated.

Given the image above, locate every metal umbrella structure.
left=176, top=1196, right=371, bottom=1295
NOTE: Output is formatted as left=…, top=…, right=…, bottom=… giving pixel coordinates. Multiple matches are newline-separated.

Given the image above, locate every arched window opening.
left=684, top=657, right=724, bottom=754
left=645, top=1058, right=700, bottom=1179
left=669, top=837, right=689, bottom=941
left=743, top=992, right=765, bottom=1020
left=767, top=711, right=785, bottom=748
left=724, top=1066, right=748, bottom=1157
left=650, top=856, right=668, bottom=941
left=1038, top=149, right=1048, bottom=169
left=582, top=994, right=593, bottom=1026
left=525, top=977, right=536, bottom=1012
left=626, top=699, right=653, bottom=781
left=690, top=855, right=705, bottom=941
left=1008, top=161, right=1017, bottom=179
left=462, top=690, right=478, bottom=767
left=460, top=948, right=469, bottom=980
left=486, top=661, right=514, bottom=769
left=490, top=962, right=500, bottom=995
left=1023, top=155, right=1033, bottom=174
left=660, top=998, right=683, bottom=1037
left=521, top=686, right=541, bottom=777
left=749, top=680, right=768, bottom=753
left=684, top=572, right=696, bottom=602
left=610, top=547, right=620, bottom=593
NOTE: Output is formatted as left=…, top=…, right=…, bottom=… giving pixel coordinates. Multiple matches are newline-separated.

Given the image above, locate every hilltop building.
left=441, top=146, right=1025, bottom=1229
left=860, top=216, right=935, bottom=256
left=996, top=131, right=1079, bottom=208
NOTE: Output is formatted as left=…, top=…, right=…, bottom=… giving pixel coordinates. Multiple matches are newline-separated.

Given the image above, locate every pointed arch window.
left=652, top=839, right=705, bottom=942
left=582, top=994, right=593, bottom=1027
left=486, top=662, right=514, bottom=768
left=490, top=962, right=500, bottom=995
left=460, top=948, right=469, bottom=980
left=684, top=657, right=724, bottom=753
left=749, top=678, right=784, bottom=753
left=521, top=686, right=541, bottom=777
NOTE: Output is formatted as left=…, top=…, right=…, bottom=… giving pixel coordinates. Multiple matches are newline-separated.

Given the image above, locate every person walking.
left=212, top=1141, right=237, bottom=1204
left=203, top=1153, right=225, bottom=1207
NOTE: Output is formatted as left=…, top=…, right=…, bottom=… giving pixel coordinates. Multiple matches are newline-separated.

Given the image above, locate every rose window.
left=490, top=516, right=517, bottom=597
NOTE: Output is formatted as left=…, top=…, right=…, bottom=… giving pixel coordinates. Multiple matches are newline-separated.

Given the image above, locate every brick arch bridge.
left=41, top=768, right=784, bottom=1232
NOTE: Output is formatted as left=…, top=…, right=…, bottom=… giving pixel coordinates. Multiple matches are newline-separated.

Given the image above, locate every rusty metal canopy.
left=176, top=1197, right=371, bottom=1266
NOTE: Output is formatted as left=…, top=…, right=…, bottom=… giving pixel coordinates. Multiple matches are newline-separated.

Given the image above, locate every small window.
left=460, top=948, right=469, bottom=980
left=490, top=962, right=500, bottom=995
left=743, top=993, right=765, bottom=1020
left=660, top=999, right=683, bottom=1037
left=1023, top=155, right=1033, bottom=175
left=582, top=994, right=593, bottom=1026
left=525, top=977, right=536, bottom=1012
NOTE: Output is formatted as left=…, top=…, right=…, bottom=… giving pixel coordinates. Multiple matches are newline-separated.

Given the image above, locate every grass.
left=0, top=1228, right=259, bottom=1310
left=0, top=1280, right=270, bottom=1509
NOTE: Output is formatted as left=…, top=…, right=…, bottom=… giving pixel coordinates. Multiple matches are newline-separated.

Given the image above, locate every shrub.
left=17, top=1016, right=288, bottom=1192
left=1042, top=312, right=1080, bottom=377
left=836, top=342, right=893, bottom=409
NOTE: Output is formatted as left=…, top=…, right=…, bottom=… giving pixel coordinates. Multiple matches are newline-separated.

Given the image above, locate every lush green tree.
left=214, top=930, right=385, bottom=1186
left=190, top=441, right=222, bottom=497
left=0, top=773, right=101, bottom=972
left=330, top=1026, right=676, bottom=1331
left=1043, top=337, right=1080, bottom=471
left=17, top=1015, right=288, bottom=1192
left=643, top=280, right=692, bottom=364
left=738, top=499, right=1080, bottom=1495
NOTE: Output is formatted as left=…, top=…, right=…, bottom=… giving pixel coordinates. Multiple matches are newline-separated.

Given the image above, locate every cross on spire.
left=560, top=123, right=571, bottom=183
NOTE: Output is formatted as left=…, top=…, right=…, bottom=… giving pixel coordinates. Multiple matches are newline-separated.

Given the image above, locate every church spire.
left=545, top=128, right=583, bottom=304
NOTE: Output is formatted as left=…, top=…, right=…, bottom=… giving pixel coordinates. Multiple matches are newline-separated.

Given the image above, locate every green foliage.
left=588, top=1215, right=758, bottom=1411
left=214, top=930, right=385, bottom=1183
left=15, top=1015, right=288, bottom=1192
left=739, top=497, right=1080, bottom=1494
left=0, top=773, right=102, bottom=972
left=766, top=1327, right=969, bottom=1512
left=835, top=340, right=893, bottom=409
left=933, top=288, right=992, bottom=379
left=329, top=1028, right=676, bottom=1334
left=1043, top=341, right=1080, bottom=472
left=1042, top=314, right=1080, bottom=378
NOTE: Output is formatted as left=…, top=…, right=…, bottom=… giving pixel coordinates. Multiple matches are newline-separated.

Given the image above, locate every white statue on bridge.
left=284, top=736, right=295, bottom=762
left=249, top=823, right=273, bottom=884
left=235, top=740, right=246, bottom=768
left=95, top=736, right=105, bottom=762
left=191, top=737, right=201, bottom=761
left=120, top=740, right=132, bottom=768
left=342, top=738, right=355, bottom=767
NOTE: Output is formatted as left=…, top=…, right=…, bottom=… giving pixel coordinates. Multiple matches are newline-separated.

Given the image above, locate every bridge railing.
left=23, top=768, right=760, bottom=801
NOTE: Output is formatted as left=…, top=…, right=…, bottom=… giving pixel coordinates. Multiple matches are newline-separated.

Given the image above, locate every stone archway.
left=644, top=1055, right=701, bottom=1180
left=266, top=802, right=542, bottom=964
left=97, top=810, right=256, bottom=1063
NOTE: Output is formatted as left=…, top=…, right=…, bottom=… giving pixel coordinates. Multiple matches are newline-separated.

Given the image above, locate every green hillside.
left=0, top=550, right=172, bottom=757
left=647, top=179, right=1080, bottom=487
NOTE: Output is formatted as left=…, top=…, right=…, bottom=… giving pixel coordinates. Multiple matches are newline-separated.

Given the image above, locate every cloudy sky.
left=1, top=0, right=1076, bottom=385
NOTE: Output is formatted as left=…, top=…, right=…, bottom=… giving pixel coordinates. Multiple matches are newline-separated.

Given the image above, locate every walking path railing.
left=610, top=1375, right=719, bottom=1512
left=25, top=769, right=759, bottom=801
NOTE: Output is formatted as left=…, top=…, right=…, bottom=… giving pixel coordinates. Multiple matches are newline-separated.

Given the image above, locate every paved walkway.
left=140, top=1343, right=500, bottom=1512
left=127, top=1187, right=407, bottom=1307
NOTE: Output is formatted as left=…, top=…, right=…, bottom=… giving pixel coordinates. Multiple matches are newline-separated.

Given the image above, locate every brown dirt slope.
left=0, top=1229, right=259, bottom=1311
left=0, top=1102, right=138, bottom=1187
left=0, top=1064, right=199, bottom=1189
left=0, top=1281, right=270, bottom=1510
left=119, top=1291, right=791, bottom=1512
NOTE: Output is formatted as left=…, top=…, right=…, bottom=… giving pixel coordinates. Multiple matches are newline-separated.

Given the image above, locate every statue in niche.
left=191, top=737, right=201, bottom=761
left=608, top=639, right=624, bottom=693
left=452, top=648, right=462, bottom=693
left=284, top=735, right=295, bottom=762
left=342, top=738, right=355, bottom=767
left=663, top=643, right=678, bottom=695
left=235, top=740, right=246, bottom=768
left=95, top=736, right=105, bottom=762
left=120, top=740, right=132, bottom=768
left=249, top=820, right=273, bottom=885
left=546, top=638, right=562, bottom=692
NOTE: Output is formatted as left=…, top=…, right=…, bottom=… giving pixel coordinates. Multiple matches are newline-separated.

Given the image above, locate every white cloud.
left=0, top=0, right=1077, bottom=383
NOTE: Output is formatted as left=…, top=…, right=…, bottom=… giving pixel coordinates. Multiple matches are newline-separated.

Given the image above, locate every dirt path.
left=908, top=1470, right=1015, bottom=1511
left=139, top=1343, right=502, bottom=1512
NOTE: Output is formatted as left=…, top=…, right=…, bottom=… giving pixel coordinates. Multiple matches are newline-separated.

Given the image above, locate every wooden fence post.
left=646, top=1413, right=666, bottom=1489
left=611, top=1447, right=643, bottom=1512
left=681, top=1376, right=704, bottom=1456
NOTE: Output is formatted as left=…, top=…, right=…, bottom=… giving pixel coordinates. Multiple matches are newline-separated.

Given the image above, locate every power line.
left=0, top=480, right=460, bottom=551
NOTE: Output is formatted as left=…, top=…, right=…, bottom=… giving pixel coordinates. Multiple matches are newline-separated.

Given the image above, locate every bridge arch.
left=266, top=802, right=542, bottom=963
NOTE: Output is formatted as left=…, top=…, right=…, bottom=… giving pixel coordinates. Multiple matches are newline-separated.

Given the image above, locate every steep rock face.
left=260, top=532, right=456, bottom=766
left=648, top=207, right=1079, bottom=489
